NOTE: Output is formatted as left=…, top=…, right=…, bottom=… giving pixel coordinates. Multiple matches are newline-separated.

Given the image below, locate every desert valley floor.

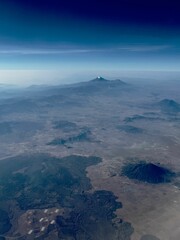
left=0, top=77, right=180, bottom=240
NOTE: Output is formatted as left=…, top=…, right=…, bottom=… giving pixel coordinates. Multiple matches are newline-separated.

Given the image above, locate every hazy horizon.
left=0, top=1, right=180, bottom=86
left=0, top=70, right=180, bottom=86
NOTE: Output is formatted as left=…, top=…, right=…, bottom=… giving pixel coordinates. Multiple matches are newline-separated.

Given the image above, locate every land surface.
left=0, top=77, right=180, bottom=240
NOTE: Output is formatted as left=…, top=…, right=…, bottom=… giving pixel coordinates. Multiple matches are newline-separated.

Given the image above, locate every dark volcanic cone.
left=158, top=99, right=180, bottom=113
left=122, top=162, right=175, bottom=184
left=140, top=235, right=160, bottom=240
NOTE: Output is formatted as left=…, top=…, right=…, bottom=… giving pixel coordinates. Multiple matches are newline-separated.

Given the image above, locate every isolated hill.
left=140, top=235, right=160, bottom=240
left=117, top=125, right=144, bottom=134
left=48, top=129, right=91, bottom=146
left=122, top=161, right=175, bottom=184
left=124, top=114, right=163, bottom=123
left=158, top=99, right=180, bottom=113
left=53, top=120, right=77, bottom=131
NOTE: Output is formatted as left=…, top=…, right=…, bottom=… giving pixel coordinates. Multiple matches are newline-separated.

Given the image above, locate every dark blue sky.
left=0, top=0, right=180, bottom=83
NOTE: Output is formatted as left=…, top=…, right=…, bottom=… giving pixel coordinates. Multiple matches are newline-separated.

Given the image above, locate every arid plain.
left=0, top=77, right=180, bottom=240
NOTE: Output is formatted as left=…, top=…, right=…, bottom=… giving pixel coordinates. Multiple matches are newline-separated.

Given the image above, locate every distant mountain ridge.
left=23, top=76, right=128, bottom=95
left=0, top=77, right=130, bottom=114
left=90, top=76, right=127, bottom=85
left=45, top=76, right=130, bottom=97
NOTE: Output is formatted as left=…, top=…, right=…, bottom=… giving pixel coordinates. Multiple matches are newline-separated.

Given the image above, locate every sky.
left=0, top=0, right=180, bottom=85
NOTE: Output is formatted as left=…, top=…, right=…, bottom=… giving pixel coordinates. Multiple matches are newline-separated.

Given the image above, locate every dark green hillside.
left=0, top=209, right=11, bottom=234
left=0, top=154, right=101, bottom=209
left=122, top=161, right=175, bottom=184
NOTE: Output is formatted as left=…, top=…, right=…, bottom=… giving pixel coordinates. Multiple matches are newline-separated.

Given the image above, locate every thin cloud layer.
left=0, top=45, right=172, bottom=55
